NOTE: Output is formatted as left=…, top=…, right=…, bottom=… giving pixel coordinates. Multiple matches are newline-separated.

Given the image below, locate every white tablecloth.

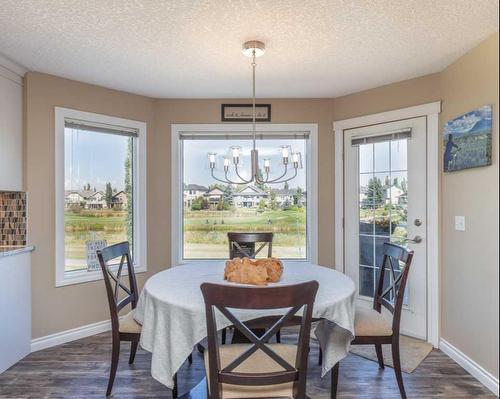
left=134, top=262, right=356, bottom=388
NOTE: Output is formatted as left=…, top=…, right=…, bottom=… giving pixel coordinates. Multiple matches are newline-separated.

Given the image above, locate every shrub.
left=281, top=199, right=292, bottom=210
left=191, top=196, right=209, bottom=211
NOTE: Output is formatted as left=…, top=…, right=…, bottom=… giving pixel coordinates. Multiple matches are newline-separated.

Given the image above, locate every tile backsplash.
left=0, top=191, right=27, bottom=246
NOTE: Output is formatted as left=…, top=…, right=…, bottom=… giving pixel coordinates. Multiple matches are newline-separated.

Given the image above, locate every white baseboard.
left=440, top=338, right=499, bottom=396
left=30, top=320, right=111, bottom=353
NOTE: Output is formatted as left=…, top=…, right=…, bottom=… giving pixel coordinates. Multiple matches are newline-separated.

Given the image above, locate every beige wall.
left=25, top=73, right=158, bottom=338
left=333, top=73, right=441, bottom=120
left=152, top=99, right=336, bottom=269
left=25, top=33, right=498, bottom=379
left=440, top=32, right=499, bottom=377
left=25, top=77, right=335, bottom=338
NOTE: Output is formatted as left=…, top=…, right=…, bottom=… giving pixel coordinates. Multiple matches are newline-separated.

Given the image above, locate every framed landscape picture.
left=443, top=105, right=493, bottom=172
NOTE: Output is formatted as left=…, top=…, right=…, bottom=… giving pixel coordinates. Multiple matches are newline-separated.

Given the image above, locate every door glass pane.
left=375, top=236, right=389, bottom=268
left=374, top=141, right=390, bottom=172
left=359, top=235, right=374, bottom=266
left=391, top=139, right=407, bottom=171
left=359, top=144, right=373, bottom=173
left=357, top=137, right=409, bottom=300
left=359, top=266, right=375, bottom=297
left=359, top=203, right=374, bottom=235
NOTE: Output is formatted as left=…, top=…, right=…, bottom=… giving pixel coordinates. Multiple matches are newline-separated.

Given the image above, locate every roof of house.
left=112, top=190, right=127, bottom=198
left=235, top=186, right=268, bottom=196
left=64, top=190, right=105, bottom=199
left=205, top=187, right=225, bottom=195
left=184, top=184, right=208, bottom=191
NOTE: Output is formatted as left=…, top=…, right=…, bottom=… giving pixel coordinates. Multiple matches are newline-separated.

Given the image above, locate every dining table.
left=133, top=261, right=356, bottom=395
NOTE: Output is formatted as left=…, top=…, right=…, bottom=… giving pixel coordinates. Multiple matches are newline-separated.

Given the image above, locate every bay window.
left=55, top=108, right=147, bottom=286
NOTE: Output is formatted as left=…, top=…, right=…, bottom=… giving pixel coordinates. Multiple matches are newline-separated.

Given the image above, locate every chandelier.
left=207, top=40, right=302, bottom=185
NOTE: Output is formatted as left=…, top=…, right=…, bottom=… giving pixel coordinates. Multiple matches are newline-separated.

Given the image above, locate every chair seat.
left=119, top=310, right=142, bottom=334
left=354, top=306, right=393, bottom=337
left=204, top=344, right=297, bottom=398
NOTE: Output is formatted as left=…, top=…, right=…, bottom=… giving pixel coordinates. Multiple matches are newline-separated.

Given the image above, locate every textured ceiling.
left=0, top=0, right=498, bottom=98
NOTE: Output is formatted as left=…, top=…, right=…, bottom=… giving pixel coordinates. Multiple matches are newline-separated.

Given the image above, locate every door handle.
left=404, top=235, right=423, bottom=244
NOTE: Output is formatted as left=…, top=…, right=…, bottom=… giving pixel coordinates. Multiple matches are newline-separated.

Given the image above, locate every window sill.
left=55, top=265, right=147, bottom=287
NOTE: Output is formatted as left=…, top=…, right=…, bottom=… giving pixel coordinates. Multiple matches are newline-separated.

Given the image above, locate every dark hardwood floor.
left=0, top=329, right=494, bottom=399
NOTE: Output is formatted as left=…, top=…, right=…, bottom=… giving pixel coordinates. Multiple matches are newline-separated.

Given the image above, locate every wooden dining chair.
left=98, top=242, right=192, bottom=398
left=329, top=242, right=414, bottom=399
left=97, top=241, right=142, bottom=397
left=226, top=232, right=277, bottom=344
left=201, top=280, right=319, bottom=399
left=228, top=232, right=274, bottom=259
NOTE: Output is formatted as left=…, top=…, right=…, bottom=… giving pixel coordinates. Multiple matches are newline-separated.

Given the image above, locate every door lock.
left=414, top=219, right=423, bottom=226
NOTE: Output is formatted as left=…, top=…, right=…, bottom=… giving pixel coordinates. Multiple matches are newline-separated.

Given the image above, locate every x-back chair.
left=97, top=241, right=142, bottom=397
left=97, top=241, right=192, bottom=398
left=226, top=232, right=279, bottom=344
left=228, top=232, right=274, bottom=259
left=329, top=242, right=414, bottom=399
left=97, top=241, right=193, bottom=399
left=201, top=281, right=319, bottom=399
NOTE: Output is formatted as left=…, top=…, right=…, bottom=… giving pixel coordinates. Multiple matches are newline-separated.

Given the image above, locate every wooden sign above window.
left=221, top=104, right=271, bottom=122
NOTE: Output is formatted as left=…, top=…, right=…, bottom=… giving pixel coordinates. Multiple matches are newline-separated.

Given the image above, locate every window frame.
left=55, top=107, right=147, bottom=287
left=171, top=123, right=318, bottom=266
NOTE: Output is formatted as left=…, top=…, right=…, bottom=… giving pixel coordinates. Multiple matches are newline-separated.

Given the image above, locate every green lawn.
left=183, top=208, right=307, bottom=259
left=64, top=207, right=308, bottom=270
left=65, top=210, right=128, bottom=271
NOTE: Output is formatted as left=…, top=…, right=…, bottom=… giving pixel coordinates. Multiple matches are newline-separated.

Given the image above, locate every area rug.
left=350, top=335, right=433, bottom=373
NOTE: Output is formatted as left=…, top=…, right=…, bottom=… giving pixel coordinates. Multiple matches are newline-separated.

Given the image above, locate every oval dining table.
left=134, top=261, right=356, bottom=397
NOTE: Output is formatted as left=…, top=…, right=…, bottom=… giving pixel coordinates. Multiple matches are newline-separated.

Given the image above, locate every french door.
left=344, top=117, right=427, bottom=339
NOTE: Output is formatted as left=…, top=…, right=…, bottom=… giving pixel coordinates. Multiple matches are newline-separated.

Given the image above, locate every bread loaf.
left=224, top=257, right=283, bottom=285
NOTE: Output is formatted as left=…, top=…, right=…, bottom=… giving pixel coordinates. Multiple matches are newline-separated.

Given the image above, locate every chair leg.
left=392, top=339, right=407, bottom=399
left=375, top=343, right=385, bottom=369
left=222, top=327, right=227, bottom=345
left=276, top=329, right=281, bottom=343
left=330, top=362, right=339, bottom=399
left=129, top=341, right=138, bottom=364
left=318, top=347, right=323, bottom=366
left=106, top=338, right=120, bottom=396
left=173, top=372, right=178, bottom=399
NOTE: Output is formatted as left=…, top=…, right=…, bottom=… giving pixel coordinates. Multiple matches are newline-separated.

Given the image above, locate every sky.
left=64, top=129, right=307, bottom=192
left=359, top=139, right=407, bottom=174
left=64, top=128, right=129, bottom=191
left=444, top=104, right=492, bottom=136
left=183, top=138, right=307, bottom=189
left=63, top=129, right=406, bottom=193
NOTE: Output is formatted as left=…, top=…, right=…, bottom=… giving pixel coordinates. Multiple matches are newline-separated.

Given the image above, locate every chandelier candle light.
left=208, top=40, right=302, bottom=185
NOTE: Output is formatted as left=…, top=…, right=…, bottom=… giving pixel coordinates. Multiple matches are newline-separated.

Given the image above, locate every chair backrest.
left=201, top=281, right=319, bottom=399
left=97, top=241, right=139, bottom=334
left=228, top=232, right=274, bottom=259
left=373, top=242, right=414, bottom=335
